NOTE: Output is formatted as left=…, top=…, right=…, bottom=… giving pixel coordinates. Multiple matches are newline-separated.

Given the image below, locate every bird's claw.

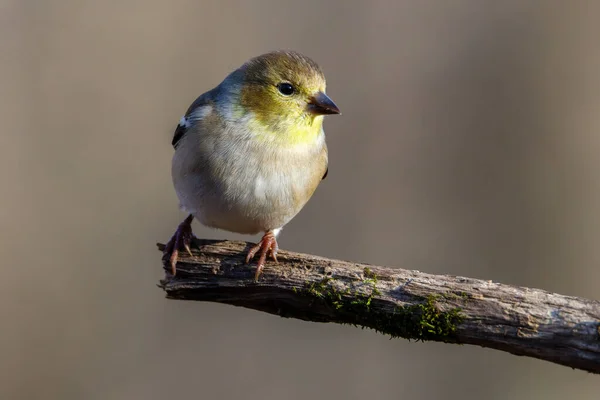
left=163, top=214, right=195, bottom=276
left=246, top=231, right=279, bottom=281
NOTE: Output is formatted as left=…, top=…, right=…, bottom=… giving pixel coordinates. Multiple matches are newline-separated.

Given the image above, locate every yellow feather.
left=249, top=114, right=324, bottom=146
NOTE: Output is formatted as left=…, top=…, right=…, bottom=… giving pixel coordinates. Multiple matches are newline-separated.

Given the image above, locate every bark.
left=157, top=239, right=600, bottom=374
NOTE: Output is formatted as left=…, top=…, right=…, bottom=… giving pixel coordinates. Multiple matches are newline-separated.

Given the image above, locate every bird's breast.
left=173, top=128, right=327, bottom=234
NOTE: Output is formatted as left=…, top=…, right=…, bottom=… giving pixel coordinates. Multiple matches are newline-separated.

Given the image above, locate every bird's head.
left=221, top=50, right=340, bottom=145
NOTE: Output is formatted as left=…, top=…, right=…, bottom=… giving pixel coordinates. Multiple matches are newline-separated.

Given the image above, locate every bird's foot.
left=163, top=214, right=195, bottom=275
left=246, top=230, right=279, bottom=281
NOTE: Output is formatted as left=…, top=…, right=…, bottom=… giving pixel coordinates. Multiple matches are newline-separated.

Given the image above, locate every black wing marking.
left=322, top=167, right=328, bottom=180
left=171, top=91, right=215, bottom=149
left=172, top=122, right=186, bottom=148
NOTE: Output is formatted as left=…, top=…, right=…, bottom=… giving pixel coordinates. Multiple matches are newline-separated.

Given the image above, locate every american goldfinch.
left=163, top=50, right=340, bottom=280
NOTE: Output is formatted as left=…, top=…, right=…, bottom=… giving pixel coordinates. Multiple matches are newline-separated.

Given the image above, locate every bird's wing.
left=172, top=92, right=214, bottom=149
left=171, top=122, right=187, bottom=148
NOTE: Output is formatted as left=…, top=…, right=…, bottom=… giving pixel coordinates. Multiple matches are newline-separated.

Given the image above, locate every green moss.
left=363, top=267, right=377, bottom=279
left=441, top=291, right=470, bottom=301
left=305, top=277, right=348, bottom=310
left=375, top=295, right=463, bottom=342
left=300, top=277, right=463, bottom=342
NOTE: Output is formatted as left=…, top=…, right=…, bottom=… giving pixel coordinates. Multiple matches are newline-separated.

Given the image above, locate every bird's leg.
left=246, top=230, right=279, bottom=281
left=162, top=214, right=195, bottom=275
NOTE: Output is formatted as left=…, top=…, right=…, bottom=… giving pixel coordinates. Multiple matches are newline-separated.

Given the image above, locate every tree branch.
left=156, top=239, right=600, bottom=374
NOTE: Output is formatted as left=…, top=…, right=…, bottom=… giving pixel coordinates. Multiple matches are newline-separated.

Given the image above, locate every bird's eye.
left=277, top=82, right=295, bottom=96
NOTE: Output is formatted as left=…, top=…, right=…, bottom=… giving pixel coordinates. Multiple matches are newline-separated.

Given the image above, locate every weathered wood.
left=157, top=239, right=600, bottom=374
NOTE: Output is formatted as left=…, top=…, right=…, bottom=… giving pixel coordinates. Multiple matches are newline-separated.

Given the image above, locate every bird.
left=163, top=50, right=340, bottom=280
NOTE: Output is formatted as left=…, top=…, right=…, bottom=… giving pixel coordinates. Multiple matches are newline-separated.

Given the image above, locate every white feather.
left=178, top=116, right=189, bottom=128
left=188, top=105, right=213, bottom=122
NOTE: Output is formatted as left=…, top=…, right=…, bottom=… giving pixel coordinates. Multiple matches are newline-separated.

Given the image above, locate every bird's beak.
left=308, top=92, right=341, bottom=115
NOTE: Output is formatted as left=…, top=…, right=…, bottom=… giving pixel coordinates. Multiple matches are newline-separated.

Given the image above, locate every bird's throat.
left=250, top=114, right=324, bottom=146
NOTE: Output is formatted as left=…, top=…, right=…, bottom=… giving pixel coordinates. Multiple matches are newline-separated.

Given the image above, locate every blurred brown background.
left=2, top=0, right=600, bottom=399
